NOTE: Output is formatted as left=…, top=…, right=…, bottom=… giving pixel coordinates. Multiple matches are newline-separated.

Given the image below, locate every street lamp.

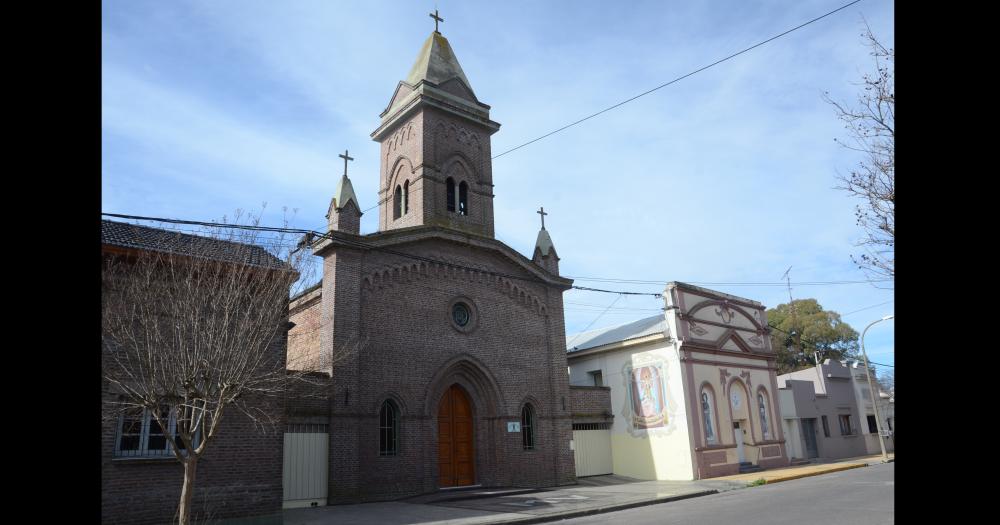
left=860, top=314, right=893, bottom=462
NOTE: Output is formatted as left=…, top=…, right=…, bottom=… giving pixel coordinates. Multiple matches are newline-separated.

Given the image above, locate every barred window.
left=572, top=422, right=612, bottom=430
left=379, top=400, right=399, bottom=456
left=521, top=404, right=535, bottom=450
left=114, top=405, right=200, bottom=458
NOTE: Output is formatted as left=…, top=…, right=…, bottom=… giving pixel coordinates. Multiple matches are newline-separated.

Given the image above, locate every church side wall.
left=288, top=290, right=323, bottom=372
left=568, top=339, right=695, bottom=481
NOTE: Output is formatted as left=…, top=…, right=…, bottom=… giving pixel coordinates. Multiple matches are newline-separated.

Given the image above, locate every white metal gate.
left=573, top=423, right=613, bottom=477
left=282, top=424, right=328, bottom=509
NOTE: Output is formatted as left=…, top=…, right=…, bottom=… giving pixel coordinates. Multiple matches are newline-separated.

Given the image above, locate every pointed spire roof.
left=534, top=227, right=556, bottom=257
left=405, top=32, right=476, bottom=97
left=332, top=173, right=359, bottom=212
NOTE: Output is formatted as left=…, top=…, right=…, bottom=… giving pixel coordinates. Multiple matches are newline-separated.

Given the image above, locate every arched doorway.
left=438, top=384, right=475, bottom=487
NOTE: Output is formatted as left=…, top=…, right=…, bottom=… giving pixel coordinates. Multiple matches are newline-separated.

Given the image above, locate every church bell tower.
left=370, top=17, right=501, bottom=237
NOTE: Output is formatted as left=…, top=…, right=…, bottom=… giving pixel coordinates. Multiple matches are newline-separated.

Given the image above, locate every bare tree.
left=101, top=211, right=356, bottom=525
left=825, top=22, right=894, bottom=284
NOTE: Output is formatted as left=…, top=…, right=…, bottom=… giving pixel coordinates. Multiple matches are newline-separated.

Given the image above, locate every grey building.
left=778, top=359, right=893, bottom=462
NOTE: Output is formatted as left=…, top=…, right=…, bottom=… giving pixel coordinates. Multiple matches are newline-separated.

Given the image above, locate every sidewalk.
left=713, top=453, right=894, bottom=485
left=283, top=455, right=893, bottom=525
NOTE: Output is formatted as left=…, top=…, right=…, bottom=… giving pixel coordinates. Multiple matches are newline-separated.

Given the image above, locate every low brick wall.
left=569, top=386, right=612, bottom=423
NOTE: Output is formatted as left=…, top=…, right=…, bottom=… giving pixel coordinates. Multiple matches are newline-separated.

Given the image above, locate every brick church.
left=286, top=24, right=578, bottom=503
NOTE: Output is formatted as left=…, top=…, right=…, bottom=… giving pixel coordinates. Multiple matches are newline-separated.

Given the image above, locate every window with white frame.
left=114, top=406, right=200, bottom=458
left=701, top=389, right=717, bottom=444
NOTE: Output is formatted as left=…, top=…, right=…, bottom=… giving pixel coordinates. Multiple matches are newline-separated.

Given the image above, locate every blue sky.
left=102, top=0, right=894, bottom=374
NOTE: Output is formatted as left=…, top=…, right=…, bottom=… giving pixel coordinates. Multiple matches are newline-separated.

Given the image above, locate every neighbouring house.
left=101, top=220, right=289, bottom=524
left=282, top=26, right=577, bottom=506
left=778, top=360, right=894, bottom=462
left=565, top=282, right=790, bottom=481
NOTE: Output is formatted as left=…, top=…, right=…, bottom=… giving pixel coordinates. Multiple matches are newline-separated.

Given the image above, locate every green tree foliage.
left=767, top=299, right=860, bottom=374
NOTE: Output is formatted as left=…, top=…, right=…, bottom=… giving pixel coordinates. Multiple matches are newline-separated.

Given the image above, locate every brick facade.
left=101, top=338, right=285, bottom=525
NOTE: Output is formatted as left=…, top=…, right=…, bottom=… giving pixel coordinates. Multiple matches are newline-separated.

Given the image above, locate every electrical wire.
left=491, top=0, right=865, bottom=159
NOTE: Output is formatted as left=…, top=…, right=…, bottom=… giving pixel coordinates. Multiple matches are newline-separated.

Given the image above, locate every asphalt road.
left=558, top=463, right=894, bottom=525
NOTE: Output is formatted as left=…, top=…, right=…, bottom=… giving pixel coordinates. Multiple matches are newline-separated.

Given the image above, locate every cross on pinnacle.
left=429, top=9, right=443, bottom=33
left=338, top=149, right=354, bottom=176
left=537, top=206, right=548, bottom=229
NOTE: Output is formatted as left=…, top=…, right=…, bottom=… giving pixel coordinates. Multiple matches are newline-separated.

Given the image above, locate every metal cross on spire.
left=537, top=206, right=548, bottom=229
left=429, top=9, right=444, bottom=33
left=339, top=149, right=354, bottom=176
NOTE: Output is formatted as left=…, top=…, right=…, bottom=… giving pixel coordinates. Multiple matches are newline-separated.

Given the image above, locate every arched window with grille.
left=393, top=185, right=402, bottom=220
left=379, top=400, right=399, bottom=456
left=701, top=388, right=717, bottom=444
left=446, top=177, right=456, bottom=212
left=521, top=404, right=534, bottom=450
left=757, top=392, right=771, bottom=440
left=458, top=181, right=468, bottom=215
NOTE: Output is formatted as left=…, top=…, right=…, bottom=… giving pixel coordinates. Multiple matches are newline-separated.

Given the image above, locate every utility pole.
left=782, top=267, right=811, bottom=367
left=861, top=315, right=894, bottom=462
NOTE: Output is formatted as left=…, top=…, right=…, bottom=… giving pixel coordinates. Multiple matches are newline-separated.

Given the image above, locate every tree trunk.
left=178, top=458, right=198, bottom=525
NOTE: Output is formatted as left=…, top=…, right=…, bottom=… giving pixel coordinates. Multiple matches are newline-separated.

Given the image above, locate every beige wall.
left=569, top=338, right=696, bottom=480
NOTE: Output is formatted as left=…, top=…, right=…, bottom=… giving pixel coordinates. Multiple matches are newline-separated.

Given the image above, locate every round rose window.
left=452, top=302, right=471, bottom=327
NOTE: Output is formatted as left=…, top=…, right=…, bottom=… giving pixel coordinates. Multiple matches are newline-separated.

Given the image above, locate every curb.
left=754, top=463, right=868, bottom=485
left=480, top=489, right=719, bottom=525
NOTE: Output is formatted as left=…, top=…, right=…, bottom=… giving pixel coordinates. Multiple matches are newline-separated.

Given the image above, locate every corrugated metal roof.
left=566, top=314, right=666, bottom=353
left=101, top=220, right=287, bottom=270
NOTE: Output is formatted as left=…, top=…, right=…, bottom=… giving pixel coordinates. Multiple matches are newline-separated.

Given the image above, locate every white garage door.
left=283, top=424, right=328, bottom=509
left=573, top=423, right=613, bottom=477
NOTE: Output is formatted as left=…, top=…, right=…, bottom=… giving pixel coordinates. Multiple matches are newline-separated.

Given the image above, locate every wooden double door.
left=438, top=384, right=475, bottom=487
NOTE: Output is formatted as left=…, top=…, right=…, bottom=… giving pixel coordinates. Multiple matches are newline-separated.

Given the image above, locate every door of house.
left=801, top=419, right=819, bottom=459
left=438, top=384, right=475, bottom=487
left=734, top=422, right=746, bottom=463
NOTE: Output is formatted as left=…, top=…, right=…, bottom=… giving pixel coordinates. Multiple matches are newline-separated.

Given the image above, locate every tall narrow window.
left=446, top=178, right=456, bottom=212
left=402, top=180, right=409, bottom=214
left=458, top=181, right=468, bottom=215
left=393, top=185, right=402, bottom=220
left=379, top=400, right=399, bottom=456
left=701, top=390, right=717, bottom=444
left=821, top=415, right=831, bottom=437
left=757, top=393, right=771, bottom=440
left=867, top=415, right=878, bottom=434
left=521, top=404, right=534, bottom=450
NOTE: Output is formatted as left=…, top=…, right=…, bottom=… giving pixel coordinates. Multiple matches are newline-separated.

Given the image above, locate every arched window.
left=379, top=400, right=399, bottom=456
left=458, top=181, right=468, bottom=215
left=393, top=185, right=402, bottom=220
left=757, top=392, right=771, bottom=440
left=521, top=404, right=534, bottom=450
left=402, top=180, right=409, bottom=214
left=446, top=178, right=456, bottom=212
left=701, top=389, right=717, bottom=444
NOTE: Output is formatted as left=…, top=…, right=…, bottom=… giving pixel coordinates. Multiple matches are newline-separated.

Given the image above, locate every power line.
left=491, top=0, right=865, bottom=159
left=566, top=276, right=893, bottom=286
left=566, top=295, right=622, bottom=348
left=840, top=300, right=895, bottom=317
